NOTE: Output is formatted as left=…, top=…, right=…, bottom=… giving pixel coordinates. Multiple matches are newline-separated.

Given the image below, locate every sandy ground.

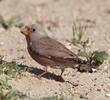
left=0, top=0, right=110, bottom=99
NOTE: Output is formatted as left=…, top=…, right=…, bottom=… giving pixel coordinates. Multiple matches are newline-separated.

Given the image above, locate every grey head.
left=21, top=24, right=48, bottom=41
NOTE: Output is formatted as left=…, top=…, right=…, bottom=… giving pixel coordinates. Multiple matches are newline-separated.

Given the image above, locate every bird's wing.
left=30, top=36, right=79, bottom=61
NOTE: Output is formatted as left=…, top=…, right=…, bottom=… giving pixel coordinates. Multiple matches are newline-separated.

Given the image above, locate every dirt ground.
left=0, top=0, right=110, bottom=100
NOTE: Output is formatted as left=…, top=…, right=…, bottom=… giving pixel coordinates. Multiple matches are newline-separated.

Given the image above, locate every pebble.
left=80, top=93, right=88, bottom=99
left=93, top=31, right=97, bottom=35
left=97, top=89, right=101, bottom=92
left=104, top=89, right=110, bottom=92
left=92, top=68, right=97, bottom=72
left=105, top=93, right=110, bottom=97
left=0, top=27, right=5, bottom=32
left=0, top=42, right=4, bottom=46
left=104, top=66, right=107, bottom=69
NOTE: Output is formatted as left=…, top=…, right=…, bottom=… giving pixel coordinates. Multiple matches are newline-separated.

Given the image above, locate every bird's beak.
left=21, top=27, right=29, bottom=36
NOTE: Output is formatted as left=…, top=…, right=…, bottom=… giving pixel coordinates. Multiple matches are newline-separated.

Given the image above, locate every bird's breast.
left=27, top=47, right=56, bottom=67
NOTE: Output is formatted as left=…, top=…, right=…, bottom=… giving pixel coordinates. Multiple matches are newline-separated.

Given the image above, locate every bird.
left=20, top=24, right=93, bottom=79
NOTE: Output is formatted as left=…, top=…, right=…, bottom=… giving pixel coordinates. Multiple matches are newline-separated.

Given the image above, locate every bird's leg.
left=57, top=68, right=65, bottom=81
left=37, top=71, right=47, bottom=79
left=37, top=67, right=48, bottom=79
left=58, top=68, right=65, bottom=80
left=60, top=68, right=65, bottom=77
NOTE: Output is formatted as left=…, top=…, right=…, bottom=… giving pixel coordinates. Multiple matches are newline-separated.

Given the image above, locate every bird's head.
left=21, top=24, right=47, bottom=40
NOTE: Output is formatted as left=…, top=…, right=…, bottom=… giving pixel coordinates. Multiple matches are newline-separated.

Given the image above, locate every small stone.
left=88, top=73, right=91, bottom=75
left=92, top=68, right=96, bottom=72
left=94, top=84, right=96, bottom=86
left=94, top=78, right=97, bottom=80
left=80, top=93, right=88, bottom=99
left=20, top=56, right=25, bottom=59
left=0, top=27, right=5, bottom=32
left=93, top=31, right=97, bottom=35
left=104, top=89, right=110, bottom=92
left=97, top=89, right=101, bottom=91
left=104, top=66, right=107, bottom=69
left=0, top=42, right=4, bottom=46
left=90, top=88, right=94, bottom=91
left=105, top=93, right=110, bottom=97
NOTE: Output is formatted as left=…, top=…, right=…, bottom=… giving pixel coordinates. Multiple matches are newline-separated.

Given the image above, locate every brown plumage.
left=21, top=24, right=93, bottom=79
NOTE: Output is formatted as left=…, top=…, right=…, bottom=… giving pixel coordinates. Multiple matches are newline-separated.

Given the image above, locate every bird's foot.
left=36, top=71, right=47, bottom=79
left=56, top=75, right=65, bottom=82
left=36, top=75, right=41, bottom=79
left=58, top=76, right=62, bottom=80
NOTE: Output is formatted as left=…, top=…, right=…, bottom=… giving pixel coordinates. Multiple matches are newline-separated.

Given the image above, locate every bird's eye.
left=32, top=28, right=36, bottom=32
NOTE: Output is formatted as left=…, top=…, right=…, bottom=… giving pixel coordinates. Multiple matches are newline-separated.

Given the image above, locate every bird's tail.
left=67, top=57, right=95, bottom=68
left=79, top=60, right=95, bottom=68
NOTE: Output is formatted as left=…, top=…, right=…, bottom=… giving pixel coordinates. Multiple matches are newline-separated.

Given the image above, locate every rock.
left=105, top=93, right=110, bottom=97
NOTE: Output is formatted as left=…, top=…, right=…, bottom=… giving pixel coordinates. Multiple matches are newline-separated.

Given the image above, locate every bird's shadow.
left=19, top=64, right=65, bottom=82
left=0, top=60, right=79, bottom=86
left=19, top=64, right=79, bottom=86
